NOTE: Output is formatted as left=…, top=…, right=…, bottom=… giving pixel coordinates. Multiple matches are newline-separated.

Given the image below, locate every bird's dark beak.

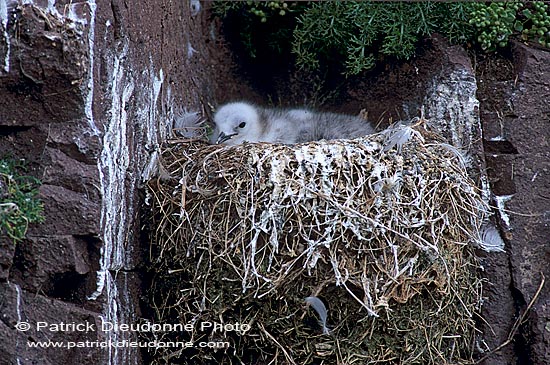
left=216, top=131, right=237, bottom=144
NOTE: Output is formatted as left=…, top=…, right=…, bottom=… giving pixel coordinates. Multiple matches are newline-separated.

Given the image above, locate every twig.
left=258, top=322, right=297, bottom=365
left=475, top=273, right=546, bottom=364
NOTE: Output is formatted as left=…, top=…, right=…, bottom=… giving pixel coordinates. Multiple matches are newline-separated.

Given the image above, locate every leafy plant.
left=213, top=1, right=550, bottom=76
left=469, top=1, right=550, bottom=50
left=469, top=2, right=522, bottom=51
left=517, top=1, right=550, bottom=47
left=0, top=158, right=45, bottom=243
left=294, top=1, right=476, bottom=75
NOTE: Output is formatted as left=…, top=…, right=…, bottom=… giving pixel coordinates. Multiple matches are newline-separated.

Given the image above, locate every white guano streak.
left=89, top=45, right=133, bottom=300
left=84, top=0, right=100, bottom=135
left=1, top=0, right=11, bottom=72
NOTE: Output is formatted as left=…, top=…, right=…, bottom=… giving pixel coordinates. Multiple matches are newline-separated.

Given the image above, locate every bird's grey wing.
left=259, top=108, right=304, bottom=144
left=295, top=122, right=320, bottom=143
left=313, top=112, right=375, bottom=141
left=282, top=108, right=319, bottom=143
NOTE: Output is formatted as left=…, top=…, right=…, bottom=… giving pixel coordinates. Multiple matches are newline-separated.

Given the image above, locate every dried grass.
left=145, top=122, right=486, bottom=365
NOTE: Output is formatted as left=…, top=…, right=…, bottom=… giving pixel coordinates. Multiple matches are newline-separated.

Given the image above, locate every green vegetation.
left=212, top=1, right=309, bottom=59
left=292, top=2, right=475, bottom=75
left=0, top=158, right=45, bottom=243
left=470, top=1, right=550, bottom=50
left=518, top=1, right=550, bottom=47
left=213, top=1, right=550, bottom=75
left=470, top=2, right=523, bottom=51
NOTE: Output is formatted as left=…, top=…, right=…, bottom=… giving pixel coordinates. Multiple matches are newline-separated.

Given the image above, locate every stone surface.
left=41, top=147, right=100, bottom=201
left=109, top=272, right=143, bottom=365
left=423, top=35, right=480, bottom=148
left=477, top=41, right=550, bottom=365
left=28, top=184, right=99, bottom=236
left=10, top=235, right=91, bottom=296
left=504, top=42, right=550, bottom=365
left=0, top=282, right=106, bottom=365
left=1, top=0, right=228, bottom=364
left=0, top=236, right=15, bottom=281
left=0, top=4, right=88, bottom=127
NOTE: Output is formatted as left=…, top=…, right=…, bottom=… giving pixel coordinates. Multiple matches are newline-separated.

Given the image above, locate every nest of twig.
left=145, top=122, right=486, bottom=365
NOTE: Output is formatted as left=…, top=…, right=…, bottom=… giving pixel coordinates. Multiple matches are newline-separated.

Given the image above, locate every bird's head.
left=210, top=102, right=263, bottom=145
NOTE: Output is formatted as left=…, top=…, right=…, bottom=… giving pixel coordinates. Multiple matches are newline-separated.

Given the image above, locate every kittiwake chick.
left=210, top=101, right=375, bottom=145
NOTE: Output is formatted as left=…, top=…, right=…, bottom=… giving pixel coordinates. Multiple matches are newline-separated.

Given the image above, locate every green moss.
left=0, top=158, right=45, bottom=243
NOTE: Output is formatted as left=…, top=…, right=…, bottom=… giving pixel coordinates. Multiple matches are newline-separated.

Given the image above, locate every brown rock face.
left=0, top=5, right=88, bottom=127
left=477, top=42, right=550, bottom=365
left=0, top=282, right=106, bottom=365
left=0, top=0, right=228, bottom=363
left=0, top=3, right=104, bottom=364
left=1, top=1, right=549, bottom=364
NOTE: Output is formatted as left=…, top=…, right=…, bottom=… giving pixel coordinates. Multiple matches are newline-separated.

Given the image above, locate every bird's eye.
left=238, top=122, right=246, bottom=128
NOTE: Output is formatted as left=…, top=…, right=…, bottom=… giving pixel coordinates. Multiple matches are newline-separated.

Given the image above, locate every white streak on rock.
left=424, top=68, right=479, bottom=150
left=0, top=0, right=10, bottom=72
left=495, top=194, right=514, bottom=228
left=85, top=0, right=99, bottom=136
left=13, top=282, right=22, bottom=323
left=186, top=41, right=196, bottom=59
left=12, top=282, right=23, bottom=365
left=89, top=44, right=133, bottom=300
left=139, top=64, right=167, bottom=182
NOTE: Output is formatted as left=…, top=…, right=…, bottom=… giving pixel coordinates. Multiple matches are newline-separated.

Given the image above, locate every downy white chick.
left=210, top=101, right=375, bottom=145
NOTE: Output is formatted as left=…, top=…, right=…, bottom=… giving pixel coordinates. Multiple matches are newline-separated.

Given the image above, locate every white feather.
left=305, top=296, right=331, bottom=335
left=382, top=123, right=423, bottom=153
left=173, top=110, right=204, bottom=138
left=478, top=223, right=506, bottom=252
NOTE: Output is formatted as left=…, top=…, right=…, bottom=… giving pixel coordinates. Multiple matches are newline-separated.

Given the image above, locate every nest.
left=145, top=122, right=486, bottom=365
